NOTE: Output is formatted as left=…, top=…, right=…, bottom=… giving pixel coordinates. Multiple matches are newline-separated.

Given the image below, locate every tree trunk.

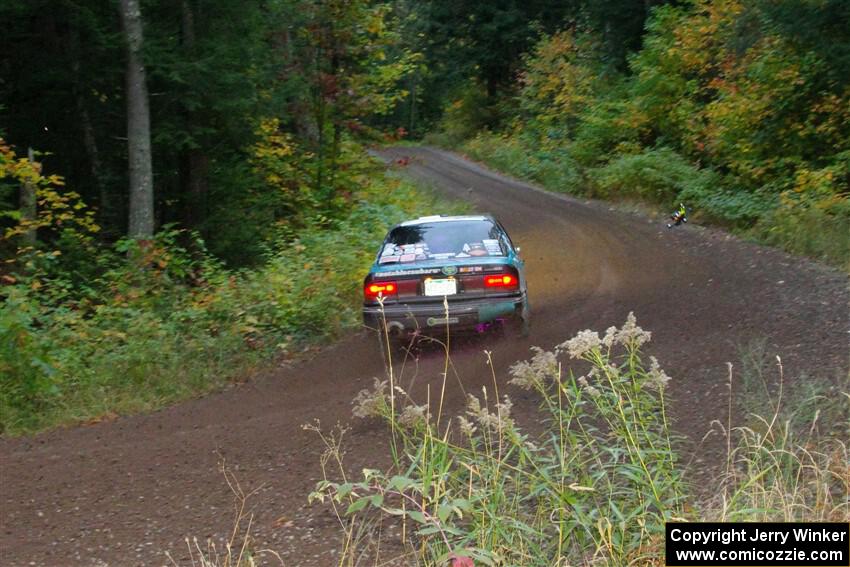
left=180, top=0, right=209, bottom=232
left=20, top=148, right=38, bottom=247
left=327, top=41, right=341, bottom=199
left=408, top=70, right=417, bottom=134
left=185, top=152, right=209, bottom=231
left=314, top=47, right=325, bottom=197
left=119, top=0, right=154, bottom=238
left=70, top=27, right=109, bottom=227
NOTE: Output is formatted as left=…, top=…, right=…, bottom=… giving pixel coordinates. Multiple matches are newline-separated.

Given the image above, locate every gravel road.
left=1, top=146, right=847, bottom=566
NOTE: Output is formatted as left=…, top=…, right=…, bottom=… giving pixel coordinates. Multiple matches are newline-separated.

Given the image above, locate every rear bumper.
left=363, top=294, right=527, bottom=332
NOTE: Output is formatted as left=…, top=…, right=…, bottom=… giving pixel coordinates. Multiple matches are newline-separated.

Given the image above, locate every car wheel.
left=504, top=306, right=530, bottom=338
left=513, top=315, right=530, bottom=338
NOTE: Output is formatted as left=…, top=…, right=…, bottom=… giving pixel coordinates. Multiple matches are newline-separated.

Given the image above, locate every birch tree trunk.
left=119, top=0, right=154, bottom=238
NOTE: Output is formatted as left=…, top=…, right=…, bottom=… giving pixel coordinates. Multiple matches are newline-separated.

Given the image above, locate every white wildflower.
left=466, top=394, right=514, bottom=432
left=614, top=312, right=651, bottom=348
left=398, top=403, right=430, bottom=428
left=457, top=415, right=477, bottom=437
left=602, top=326, right=617, bottom=348
left=497, top=396, right=513, bottom=418
left=646, top=356, right=671, bottom=390
left=508, top=360, right=536, bottom=390
left=508, top=346, right=558, bottom=390
left=466, top=393, right=482, bottom=416
left=557, top=329, right=602, bottom=359
left=352, top=378, right=388, bottom=419
left=577, top=374, right=602, bottom=397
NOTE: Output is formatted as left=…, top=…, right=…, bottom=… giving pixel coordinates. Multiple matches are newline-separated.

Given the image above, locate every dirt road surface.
left=2, top=147, right=847, bottom=566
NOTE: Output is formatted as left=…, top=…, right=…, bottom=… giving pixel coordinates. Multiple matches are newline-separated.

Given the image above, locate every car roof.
left=397, top=214, right=494, bottom=227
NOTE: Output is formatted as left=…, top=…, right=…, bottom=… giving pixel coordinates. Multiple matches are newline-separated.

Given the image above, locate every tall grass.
left=707, top=343, right=850, bottom=523
left=753, top=205, right=850, bottom=271
left=310, top=315, right=849, bottom=566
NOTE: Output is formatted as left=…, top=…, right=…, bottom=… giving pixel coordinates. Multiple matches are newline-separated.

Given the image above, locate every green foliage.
left=0, top=162, right=458, bottom=434
left=754, top=204, right=850, bottom=270
left=518, top=30, right=598, bottom=136
left=427, top=83, right=500, bottom=147
left=415, top=0, right=574, bottom=100
left=590, top=147, right=706, bottom=203
left=0, top=140, right=100, bottom=245
left=710, top=348, right=849, bottom=523
left=401, top=0, right=657, bottom=134
left=462, top=131, right=584, bottom=193
left=0, top=0, right=418, bottom=264
left=449, top=0, right=850, bottom=267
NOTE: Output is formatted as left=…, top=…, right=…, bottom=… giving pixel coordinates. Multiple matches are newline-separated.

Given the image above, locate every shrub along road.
left=1, top=147, right=847, bottom=566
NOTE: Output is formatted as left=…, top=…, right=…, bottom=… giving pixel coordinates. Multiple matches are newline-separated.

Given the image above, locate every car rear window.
left=379, top=220, right=507, bottom=264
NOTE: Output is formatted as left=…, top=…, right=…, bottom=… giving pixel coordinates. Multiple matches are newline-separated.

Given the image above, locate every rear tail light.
left=485, top=274, right=518, bottom=288
left=365, top=281, right=397, bottom=300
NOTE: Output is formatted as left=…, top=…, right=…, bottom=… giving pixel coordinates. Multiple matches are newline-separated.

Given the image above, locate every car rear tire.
left=503, top=310, right=530, bottom=338
left=510, top=302, right=531, bottom=338
left=509, top=315, right=530, bottom=338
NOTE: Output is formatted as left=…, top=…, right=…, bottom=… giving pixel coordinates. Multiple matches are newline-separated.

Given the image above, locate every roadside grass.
left=752, top=206, right=850, bottom=273
left=308, top=315, right=849, bottom=566
left=735, top=338, right=850, bottom=440
left=0, top=167, right=468, bottom=435
left=452, top=133, right=850, bottom=271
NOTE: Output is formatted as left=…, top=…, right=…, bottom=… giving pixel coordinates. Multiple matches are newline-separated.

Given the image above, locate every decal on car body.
left=374, top=267, right=443, bottom=278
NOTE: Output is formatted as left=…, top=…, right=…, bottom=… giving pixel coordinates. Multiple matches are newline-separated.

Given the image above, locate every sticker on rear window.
left=374, top=267, right=442, bottom=278
left=384, top=220, right=507, bottom=260
left=483, top=239, right=502, bottom=255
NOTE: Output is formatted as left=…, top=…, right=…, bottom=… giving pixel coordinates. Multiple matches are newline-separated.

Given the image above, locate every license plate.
left=424, top=277, right=457, bottom=296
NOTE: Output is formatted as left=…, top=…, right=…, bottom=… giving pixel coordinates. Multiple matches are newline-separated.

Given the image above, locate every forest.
left=1, top=0, right=848, bottom=432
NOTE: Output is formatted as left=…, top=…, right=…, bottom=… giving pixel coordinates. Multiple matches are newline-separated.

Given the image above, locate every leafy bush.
left=462, top=131, right=584, bottom=194
left=590, top=147, right=707, bottom=203
left=0, top=163, right=464, bottom=434
left=754, top=204, right=850, bottom=270
left=427, top=82, right=500, bottom=147
left=751, top=154, right=850, bottom=267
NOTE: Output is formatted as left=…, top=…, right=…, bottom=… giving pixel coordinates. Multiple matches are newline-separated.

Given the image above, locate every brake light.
left=485, top=274, right=517, bottom=287
left=365, top=281, right=397, bottom=299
